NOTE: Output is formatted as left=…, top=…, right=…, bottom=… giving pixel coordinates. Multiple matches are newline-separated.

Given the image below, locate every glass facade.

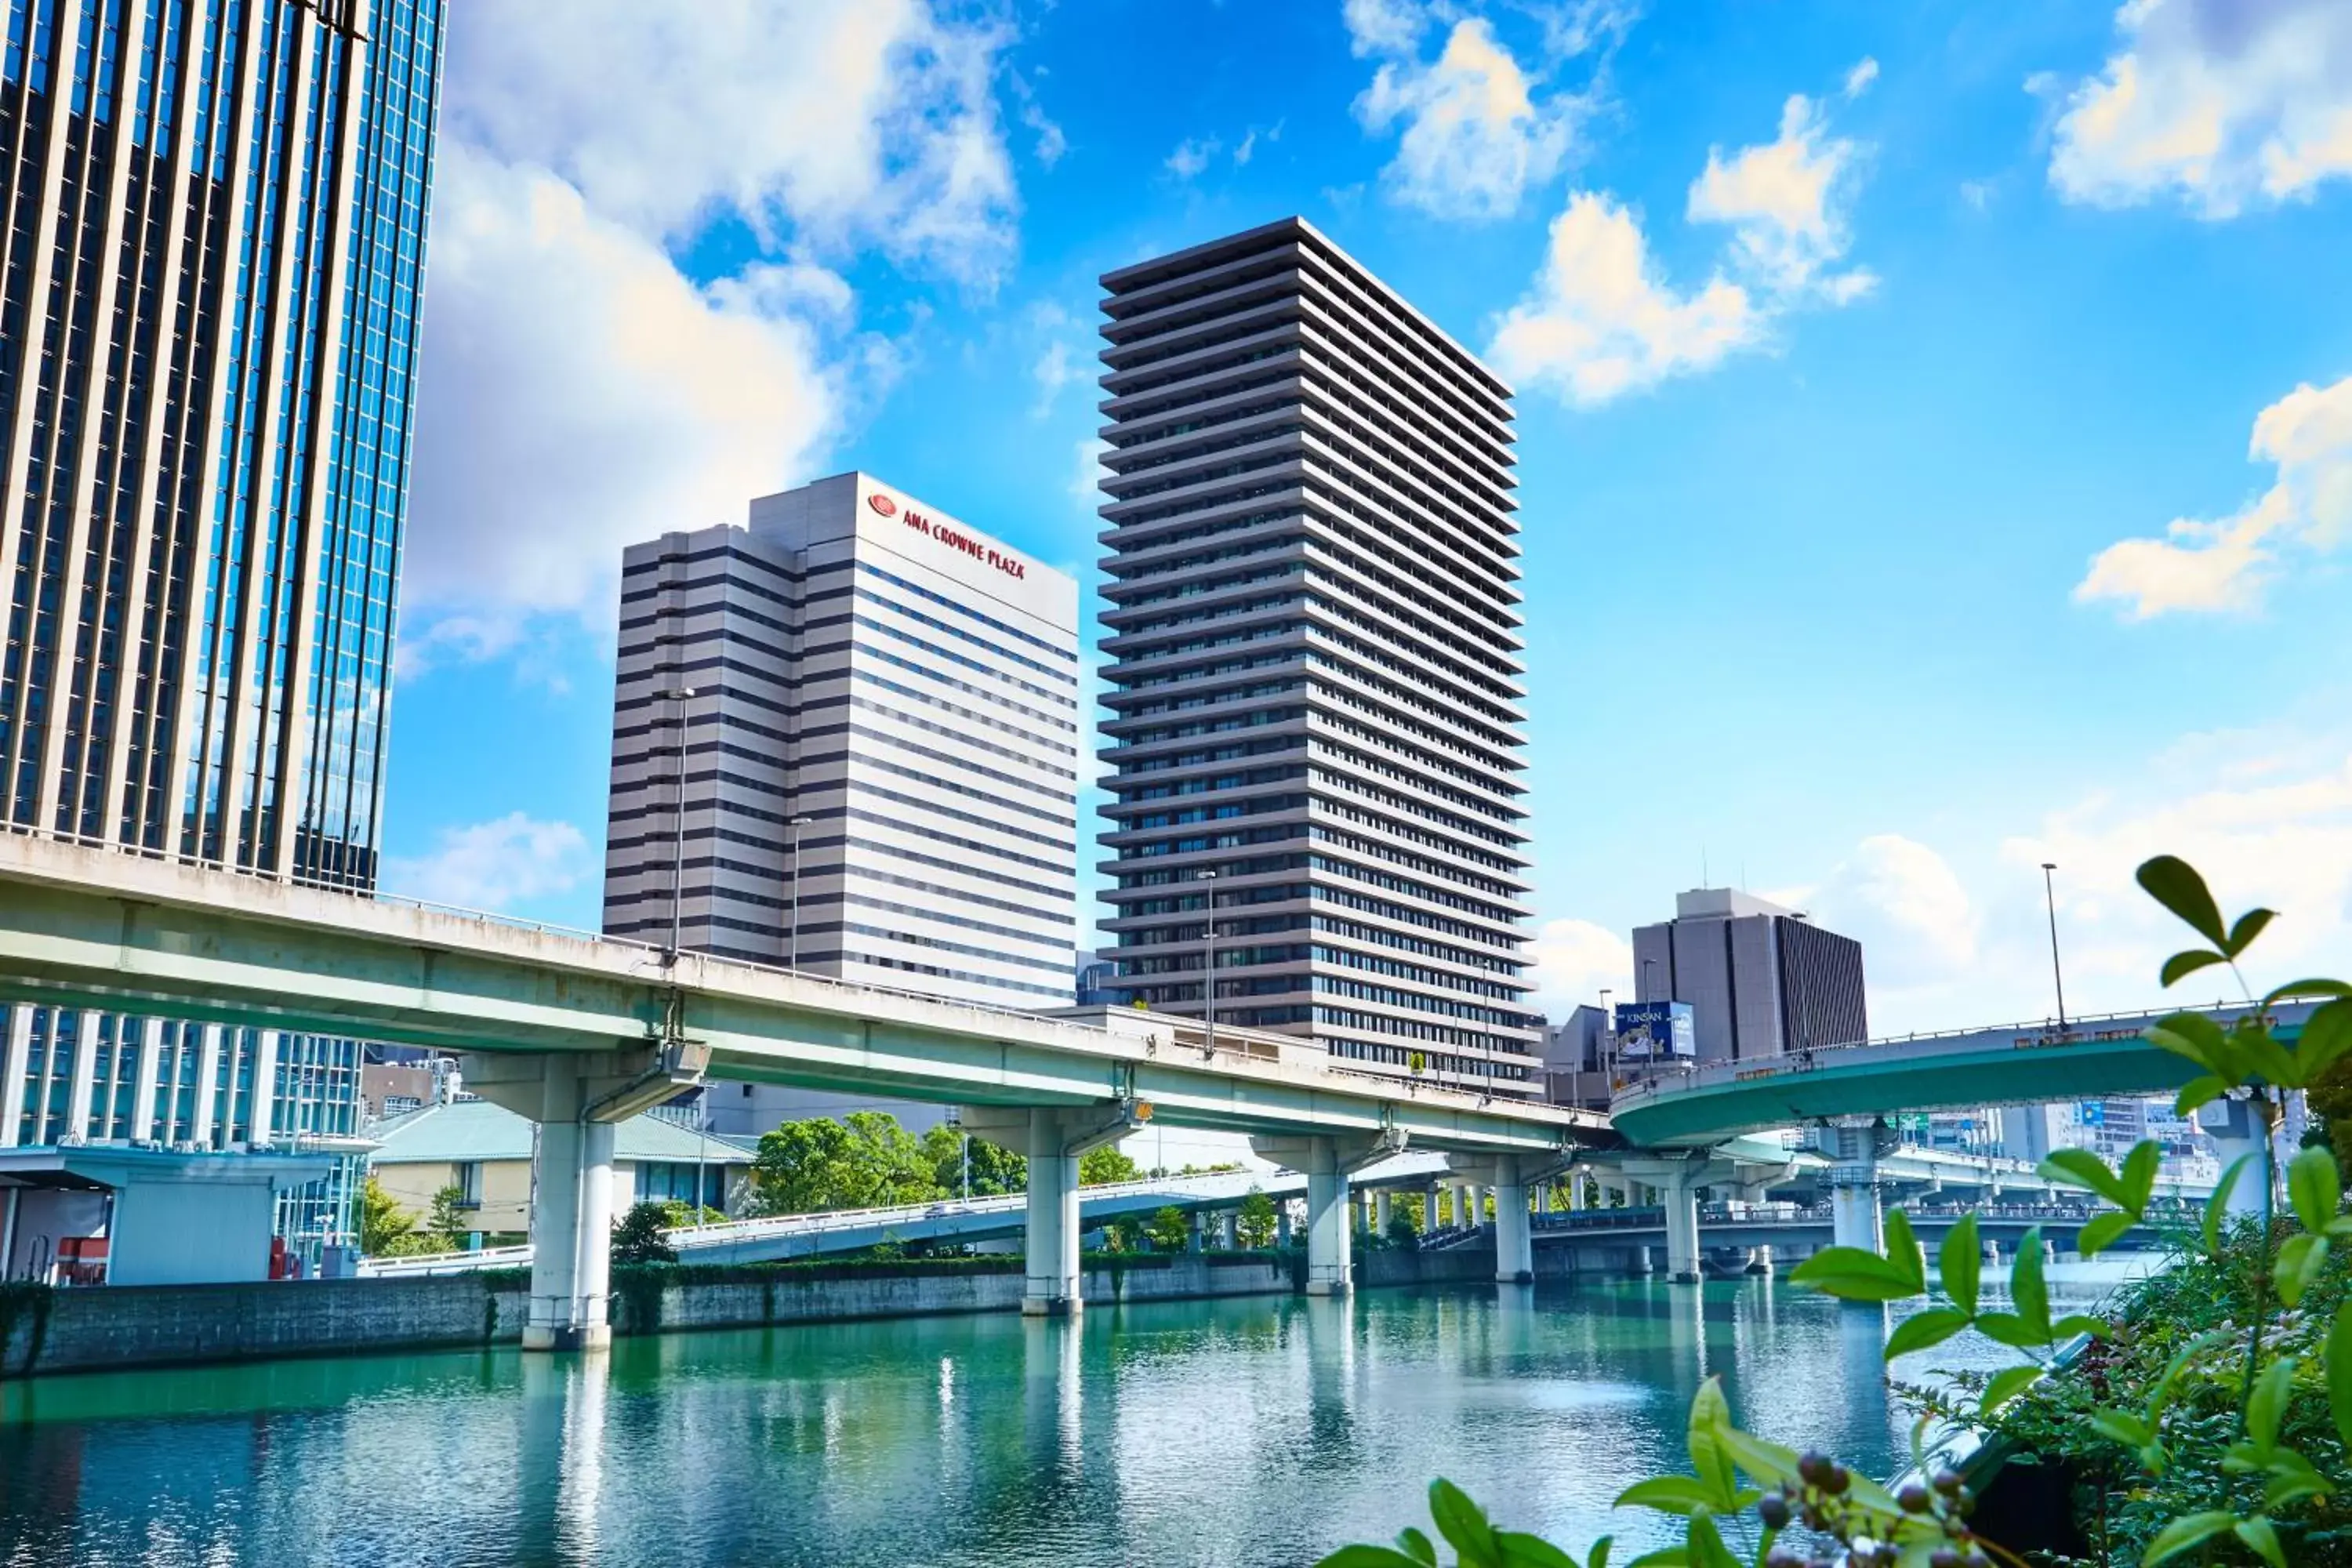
left=0, top=1, right=447, bottom=1261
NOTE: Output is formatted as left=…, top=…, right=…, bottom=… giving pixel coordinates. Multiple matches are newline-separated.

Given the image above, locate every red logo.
left=866, top=492, right=897, bottom=517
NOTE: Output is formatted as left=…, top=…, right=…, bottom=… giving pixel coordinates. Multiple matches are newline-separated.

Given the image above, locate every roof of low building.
left=370, top=1099, right=750, bottom=1167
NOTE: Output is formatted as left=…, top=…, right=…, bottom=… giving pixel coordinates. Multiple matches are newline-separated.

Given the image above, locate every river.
left=0, top=1270, right=2134, bottom=1566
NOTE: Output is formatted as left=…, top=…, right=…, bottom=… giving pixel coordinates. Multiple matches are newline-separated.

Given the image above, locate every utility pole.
left=1198, top=868, right=1218, bottom=1058
left=660, top=685, right=697, bottom=965
left=2041, top=862, right=2068, bottom=1032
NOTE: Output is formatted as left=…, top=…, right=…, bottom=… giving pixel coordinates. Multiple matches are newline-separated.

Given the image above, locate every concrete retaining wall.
left=2, top=1256, right=1289, bottom=1379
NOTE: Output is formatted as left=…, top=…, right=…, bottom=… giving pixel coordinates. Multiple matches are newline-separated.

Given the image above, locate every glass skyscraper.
left=0, top=0, right=446, bottom=1261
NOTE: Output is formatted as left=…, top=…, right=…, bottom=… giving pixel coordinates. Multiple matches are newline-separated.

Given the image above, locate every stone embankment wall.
left=0, top=1255, right=1288, bottom=1379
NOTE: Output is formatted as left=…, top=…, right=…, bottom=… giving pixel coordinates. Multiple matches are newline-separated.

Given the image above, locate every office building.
left=603, top=471, right=1080, bottom=1007
left=0, top=1, right=448, bottom=1261
left=1632, top=889, right=1867, bottom=1064
left=1093, top=218, right=1540, bottom=1095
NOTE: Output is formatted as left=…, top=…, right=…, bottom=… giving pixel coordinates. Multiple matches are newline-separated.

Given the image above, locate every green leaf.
left=1397, top=1527, right=1439, bottom=1566
left=1976, top=1313, right=2049, bottom=1350
left=2040, top=1148, right=2129, bottom=1207
left=2011, top=1227, right=2051, bottom=1339
left=1980, top=1364, right=2043, bottom=1414
left=1614, top=1478, right=1717, bottom=1517
left=2148, top=1334, right=2222, bottom=1421
left=1496, top=1533, right=1584, bottom=1568
left=1620, top=1552, right=1687, bottom=1568
left=2330, top=1302, right=2352, bottom=1453
left=2234, top=1516, right=2286, bottom=1568
left=2275, top=1234, right=2329, bottom=1308
left=2078, top=1211, right=2135, bottom=1258
left=1686, top=1377, right=1740, bottom=1508
left=1786, top=1247, right=1926, bottom=1302
left=2236, top=1026, right=2306, bottom=1090
left=2207, top=1153, right=2256, bottom=1258
left=2089, top=1409, right=2154, bottom=1447
left=1708, top=1425, right=1803, bottom=1492
left=1587, top=1538, right=1611, bottom=1568
left=1939, top=1213, right=1981, bottom=1316
left=2141, top=1510, right=2241, bottom=1566
left=2266, top=978, right=2352, bottom=1007
left=2161, top=949, right=2227, bottom=987
left=2248, top=1356, right=2296, bottom=1454
left=2136, top=856, right=2228, bottom=947
left=2054, top=1315, right=2111, bottom=1341
left=2290, top=1146, right=2341, bottom=1232
left=2301, top=1000, right=2352, bottom=1081
left=2224, top=908, right=2277, bottom=958
left=1682, top=1513, right=1742, bottom=1568
left=1883, top=1207, right=1926, bottom=1292
left=1319, top=1550, right=1429, bottom=1568
left=2121, top=1140, right=2161, bottom=1213
left=1428, top=1479, right=1497, bottom=1566
left=1884, top=1308, right=1972, bottom=1361
left=2176, top=1074, right=2230, bottom=1117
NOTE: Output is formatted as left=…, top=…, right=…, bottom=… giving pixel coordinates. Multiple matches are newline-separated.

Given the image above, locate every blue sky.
left=383, top=0, right=2352, bottom=1035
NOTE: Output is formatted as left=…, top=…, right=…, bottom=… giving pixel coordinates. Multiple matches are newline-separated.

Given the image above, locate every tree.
left=611, top=1200, right=678, bottom=1265
left=1236, top=1186, right=1278, bottom=1249
left=1079, top=1143, right=1142, bottom=1186
left=750, top=1112, right=942, bottom=1215
left=1144, top=1204, right=1190, bottom=1251
left=359, top=1175, right=418, bottom=1257
left=425, top=1184, right=470, bottom=1251
left=2307, top=1053, right=2352, bottom=1182
left=917, top=1124, right=1026, bottom=1197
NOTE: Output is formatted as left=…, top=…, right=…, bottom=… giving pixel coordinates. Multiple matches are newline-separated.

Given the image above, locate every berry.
left=1932, top=1468, right=1964, bottom=1495
left=1899, top=1483, right=1933, bottom=1514
left=1798, top=1450, right=1834, bottom=1487
left=1758, top=1492, right=1792, bottom=1530
left=1821, top=1464, right=1852, bottom=1496
left=1930, top=1552, right=1962, bottom=1568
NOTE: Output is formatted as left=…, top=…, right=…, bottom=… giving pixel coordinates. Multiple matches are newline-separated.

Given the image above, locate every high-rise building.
left=0, top=1, right=448, bottom=1259
left=1632, top=889, right=1868, bottom=1064
left=1093, top=218, right=1540, bottom=1096
left=603, top=471, right=1080, bottom=1026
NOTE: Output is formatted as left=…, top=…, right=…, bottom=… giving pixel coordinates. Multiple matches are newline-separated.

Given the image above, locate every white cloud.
left=1344, top=0, right=1433, bottom=59
left=1353, top=16, right=1581, bottom=219
left=2045, top=0, right=2352, bottom=218
left=401, top=0, right=1019, bottom=663
left=1488, top=193, right=1759, bottom=404
left=1166, top=136, right=1221, bottom=180
left=384, top=814, right=592, bottom=913
left=1960, top=177, right=1997, bottom=212
left=1800, top=835, right=1981, bottom=990
left=2075, top=373, right=2352, bottom=619
left=444, top=0, right=1016, bottom=282
left=1072, top=437, right=1111, bottom=510
left=1843, top=56, right=1880, bottom=99
left=1526, top=916, right=1634, bottom=1018
left=1687, top=89, right=1875, bottom=300
left=1493, top=71, right=1873, bottom=405
left=405, top=149, right=842, bottom=630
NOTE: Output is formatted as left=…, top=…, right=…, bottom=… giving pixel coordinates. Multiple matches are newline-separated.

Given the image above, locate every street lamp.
left=657, top=685, right=697, bottom=965
left=2041, top=862, right=2068, bottom=1032
left=1598, top=987, right=1613, bottom=1096
left=1197, top=869, right=1218, bottom=1059
left=786, top=815, right=813, bottom=970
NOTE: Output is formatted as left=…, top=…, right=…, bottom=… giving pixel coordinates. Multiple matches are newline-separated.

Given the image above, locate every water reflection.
left=0, top=1273, right=2135, bottom=1567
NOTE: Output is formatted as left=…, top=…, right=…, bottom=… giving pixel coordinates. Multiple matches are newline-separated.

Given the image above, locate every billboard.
left=1613, top=1000, right=1696, bottom=1059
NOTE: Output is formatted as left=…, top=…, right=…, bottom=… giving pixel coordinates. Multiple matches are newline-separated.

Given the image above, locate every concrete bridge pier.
left=1624, top=1156, right=1730, bottom=1285
left=1491, top=1156, right=1532, bottom=1283
left=956, top=1105, right=1139, bottom=1317
left=1831, top=1171, right=1882, bottom=1253
left=464, top=1045, right=708, bottom=1352
left=1374, top=1189, right=1392, bottom=1234
left=2198, top=1099, right=2272, bottom=1218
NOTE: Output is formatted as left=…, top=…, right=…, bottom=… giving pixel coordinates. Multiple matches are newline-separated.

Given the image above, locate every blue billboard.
left=1613, top=1000, right=1696, bottom=1059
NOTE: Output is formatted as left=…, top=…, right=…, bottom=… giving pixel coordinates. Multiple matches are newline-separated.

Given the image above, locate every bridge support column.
left=1217, top=1210, right=1236, bottom=1249
left=954, top=1105, right=1139, bottom=1317
left=1303, top=1141, right=1351, bottom=1295
left=1624, top=1156, right=1730, bottom=1285
left=1831, top=1174, right=1881, bottom=1253
left=1185, top=1209, right=1203, bottom=1254
left=1493, top=1156, right=1532, bottom=1283
left=2198, top=1098, right=2272, bottom=1219
left=462, top=1047, right=709, bottom=1354
left=1374, top=1189, right=1392, bottom=1235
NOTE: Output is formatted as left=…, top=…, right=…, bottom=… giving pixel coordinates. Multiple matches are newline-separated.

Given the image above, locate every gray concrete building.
left=603, top=472, right=1082, bottom=1140
left=1632, top=889, right=1868, bottom=1064
left=1094, top=217, right=1540, bottom=1096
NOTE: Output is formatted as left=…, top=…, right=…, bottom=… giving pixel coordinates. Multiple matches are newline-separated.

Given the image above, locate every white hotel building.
left=603, top=474, right=1081, bottom=1067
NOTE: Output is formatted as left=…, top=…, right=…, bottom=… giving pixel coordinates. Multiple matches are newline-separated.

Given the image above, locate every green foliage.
left=748, top=1112, right=942, bottom=1214
left=916, top=1124, right=1026, bottom=1196
left=425, top=1183, right=471, bottom=1251
left=611, top=1200, right=680, bottom=1265
left=1319, top=851, right=2352, bottom=1568
left=359, top=1174, right=423, bottom=1256
left=1079, top=1143, right=1143, bottom=1186
left=1236, top=1186, right=1279, bottom=1249
left=1144, top=1204, right=1191, bottom=1251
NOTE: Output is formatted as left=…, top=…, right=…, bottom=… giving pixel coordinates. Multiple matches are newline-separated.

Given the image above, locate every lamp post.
left=1198, top=869, right=1218, bottom=1059
left=1598, top=987, right=1613, bottom=1097
left=2041, top=862, right=2068, bottom=1032
left=657, top=684, right=697, bottom=965
left=786, top=815, right=812, bottom=970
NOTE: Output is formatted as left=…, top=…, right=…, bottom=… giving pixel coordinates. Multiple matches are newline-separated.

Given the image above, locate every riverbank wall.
left=0, top=1254, right=1290, bottom=1379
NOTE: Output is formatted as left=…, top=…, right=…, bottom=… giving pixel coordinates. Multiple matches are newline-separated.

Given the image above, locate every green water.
left=0, top=1276, right=2116, bottom=1566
